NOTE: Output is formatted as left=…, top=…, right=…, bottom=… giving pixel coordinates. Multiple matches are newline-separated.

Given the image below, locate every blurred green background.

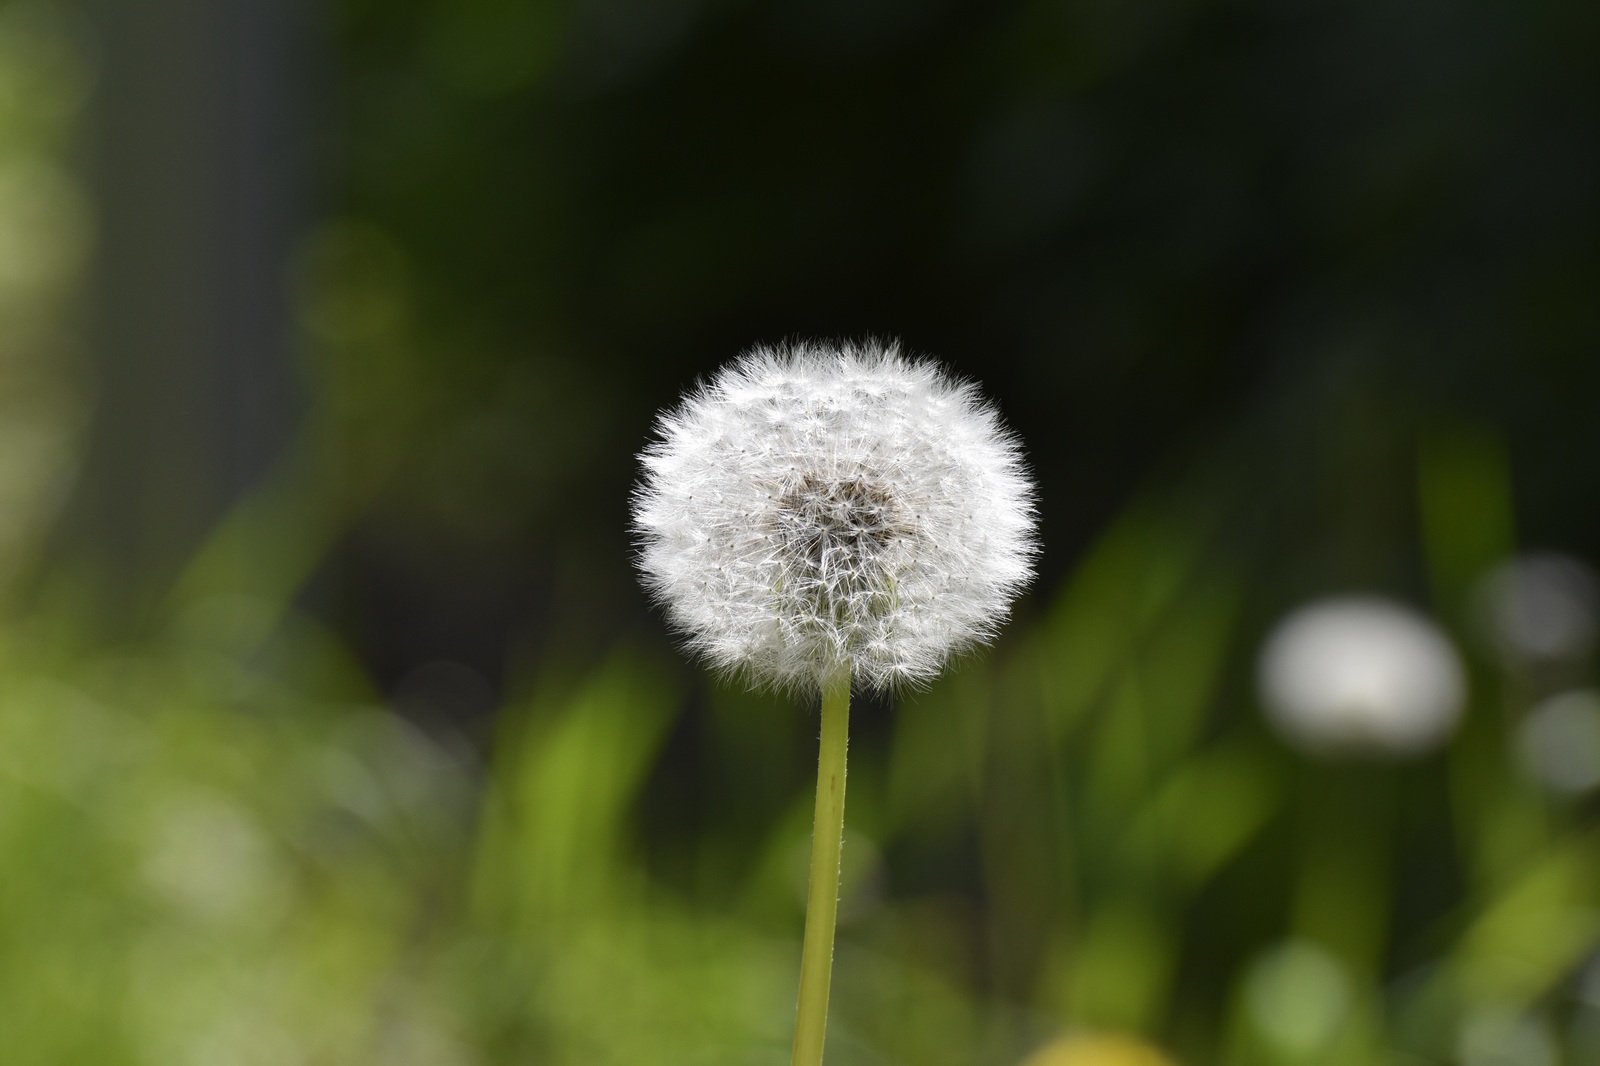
left=2, top=0, right=1598, bottom=1062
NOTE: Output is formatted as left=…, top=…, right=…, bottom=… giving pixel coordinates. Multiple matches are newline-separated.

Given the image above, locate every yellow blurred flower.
left=1019, top=1032, right=1177, bottom=1066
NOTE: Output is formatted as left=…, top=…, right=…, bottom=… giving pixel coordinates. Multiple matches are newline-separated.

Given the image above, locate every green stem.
left=790, top=673, right=851, bottom=1066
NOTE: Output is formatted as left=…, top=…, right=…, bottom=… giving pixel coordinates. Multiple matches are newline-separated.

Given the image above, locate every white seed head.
left=1518, top=689, right=1600, bottom=795
left=1257, top=596, right=1466, bottom=759
left=1473, top=552, right=1600, bottom=665
left=632, top=340, right=1038, bottom=695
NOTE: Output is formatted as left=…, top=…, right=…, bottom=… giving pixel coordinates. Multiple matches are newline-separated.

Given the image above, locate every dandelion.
left=1256, top=596, right=1465, bottom=758
left=1518, top=689, right=1600, bottom=795
left=632, top=339, right=1037, bottom=1065
left=1473, top=552, right=1600, bottom=667
left=633, top=340, right=1037, bottom=695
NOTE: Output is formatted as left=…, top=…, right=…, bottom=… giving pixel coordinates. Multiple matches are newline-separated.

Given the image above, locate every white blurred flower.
left=1474, top=552, right=1600, bottom=665
left=1584, top=951, right=1600, bottom=1006
left=1518, top=689, right=1600, bottom=795
left=632, top=340, right=1037, bottom=693
left=1257, top=596, right=1465, bottom=758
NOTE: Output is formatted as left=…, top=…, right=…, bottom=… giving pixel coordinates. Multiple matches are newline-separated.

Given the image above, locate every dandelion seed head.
left=1257, top=596, right=1466, bottom=758
left=632, top=339, right=1038, bottom=694
left=1518, top=689, right=1600, bottom=795
left=1473, top=551, right=1600, bottom=666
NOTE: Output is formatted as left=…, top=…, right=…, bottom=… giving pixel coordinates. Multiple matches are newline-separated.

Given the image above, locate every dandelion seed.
left=632, top=338, right=1038, bottom=694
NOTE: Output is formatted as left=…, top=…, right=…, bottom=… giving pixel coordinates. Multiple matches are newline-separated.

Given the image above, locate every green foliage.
left=2, top=469, right=1596, bottom=1065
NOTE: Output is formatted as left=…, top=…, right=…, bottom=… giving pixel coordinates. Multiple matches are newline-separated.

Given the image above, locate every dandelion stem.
left=791, top=673, right=851, bottom=1066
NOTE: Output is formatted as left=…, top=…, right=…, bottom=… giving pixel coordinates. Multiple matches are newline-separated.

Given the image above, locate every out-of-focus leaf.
left=1417, top=423, right=1515, bottom=616
left=1119, top=742, right=1280, bottom=891
left=472, top=651, right=680, bottom=924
